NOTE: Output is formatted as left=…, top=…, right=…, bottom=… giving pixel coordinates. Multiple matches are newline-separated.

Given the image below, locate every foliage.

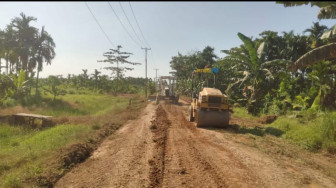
left=170, top=46, right=218, bottom=96
left=97, top=45, right=141, bottom=95
left=42, top=76, right=66, bottom=101
left=267, top=111, right=336, bottom=152
left=222, top=32, right=291, bottom=114
left=276, top=2, right=336, bottom=20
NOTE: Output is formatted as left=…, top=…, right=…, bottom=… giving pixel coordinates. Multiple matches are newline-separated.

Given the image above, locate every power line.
left=129, top=2, right=151, bottom=48
left=119, top=2, right=145, bottom=47
left=107, top=2, right=142, bottom=48
left=85, top=2, right=115, bottom=47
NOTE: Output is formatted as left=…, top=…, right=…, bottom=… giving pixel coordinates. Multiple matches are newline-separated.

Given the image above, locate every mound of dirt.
left=149, top=105, right=171, bottom=187
left=61, top=143, right=94, bottom=168
left=259, top=115, right=277, bottom=124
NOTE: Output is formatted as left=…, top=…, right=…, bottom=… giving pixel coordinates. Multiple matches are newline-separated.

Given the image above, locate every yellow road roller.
left=188, top=68, right=232, bottom=127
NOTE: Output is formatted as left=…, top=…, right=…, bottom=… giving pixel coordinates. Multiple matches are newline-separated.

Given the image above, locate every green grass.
left=232, top=107, right=260, bottom=120
left=0, top=124, right=92, bottom=185
left=0, top=93, right=143, bottom=187
left=265, top=112, right=336, bottom=152
left=32, top=94, right=132, bottom=117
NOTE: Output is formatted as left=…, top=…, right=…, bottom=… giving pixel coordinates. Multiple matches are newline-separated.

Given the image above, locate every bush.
left=2, top=173, right=22, bottom=188
left=321, top=113, right=336, bottom=142
left=1, top=98, right=17, bottom=107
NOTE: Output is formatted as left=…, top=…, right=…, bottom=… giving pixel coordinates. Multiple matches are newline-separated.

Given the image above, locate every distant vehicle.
left=156, top=76, right=179, bottom=104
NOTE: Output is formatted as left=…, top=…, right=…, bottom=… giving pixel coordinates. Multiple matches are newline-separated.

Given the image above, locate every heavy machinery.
left=156, top=76, right=179, bottom=104
left=188, top=68, right=232, bottom=127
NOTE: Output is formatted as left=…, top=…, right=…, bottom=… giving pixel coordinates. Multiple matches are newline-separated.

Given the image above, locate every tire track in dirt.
left=161, top=102, right=265, bottom=187
left=55, top=100, right=336, bottom=188
left=162, top=103, right=228, bottom=187
left=148, top=105, right=170, bottom=188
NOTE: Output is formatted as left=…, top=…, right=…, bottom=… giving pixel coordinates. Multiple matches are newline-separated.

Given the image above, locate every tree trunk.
left=35, top=68, right=40, bottom=97
left=6, top=57, right=9, bottom=75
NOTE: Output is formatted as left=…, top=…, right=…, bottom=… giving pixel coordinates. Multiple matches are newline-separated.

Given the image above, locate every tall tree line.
left=0, top=12, right=55, bottom=96
left=170, top=22, right=336, bottom=115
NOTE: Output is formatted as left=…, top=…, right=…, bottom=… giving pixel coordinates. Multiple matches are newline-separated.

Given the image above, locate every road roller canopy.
left=200, top=87, right=227, bottom=97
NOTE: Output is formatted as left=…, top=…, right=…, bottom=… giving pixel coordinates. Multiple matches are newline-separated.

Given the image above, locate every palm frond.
left=290, top=43, right=336, bottom=71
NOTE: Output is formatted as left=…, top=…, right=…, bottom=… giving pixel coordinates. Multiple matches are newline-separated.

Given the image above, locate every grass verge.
left=0, top=94, right=146, bottom=188
left=265, top=111, right=336, bottom=153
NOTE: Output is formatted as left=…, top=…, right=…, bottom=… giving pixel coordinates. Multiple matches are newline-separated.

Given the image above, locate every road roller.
left=188, top=68, right=232, bottom=128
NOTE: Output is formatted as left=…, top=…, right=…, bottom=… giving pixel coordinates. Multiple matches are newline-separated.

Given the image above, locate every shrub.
left=2, top=173, right=22, bottom=188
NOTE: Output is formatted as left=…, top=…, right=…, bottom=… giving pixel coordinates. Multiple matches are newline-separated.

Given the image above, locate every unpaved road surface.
left=56, top=101, right=336, bottom=188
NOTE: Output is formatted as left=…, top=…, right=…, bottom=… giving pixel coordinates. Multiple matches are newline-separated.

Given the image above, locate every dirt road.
left=55, top=101, right=336, bottom=188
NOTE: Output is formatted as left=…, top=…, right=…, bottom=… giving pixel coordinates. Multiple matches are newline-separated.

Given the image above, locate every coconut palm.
left=31, top=26, right=56, bottom=96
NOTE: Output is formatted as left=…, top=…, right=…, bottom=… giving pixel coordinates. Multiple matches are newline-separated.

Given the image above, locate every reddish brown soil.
left=55, top=101, right=336, bottom=188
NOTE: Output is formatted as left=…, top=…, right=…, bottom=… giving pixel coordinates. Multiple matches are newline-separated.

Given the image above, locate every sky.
left=0, top=1, right=335, bottom=80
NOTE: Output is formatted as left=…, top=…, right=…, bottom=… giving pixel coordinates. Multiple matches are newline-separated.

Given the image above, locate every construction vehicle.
left=155, top=76, right=179, bottom=104
left=188, top=68, right=232, bottom=127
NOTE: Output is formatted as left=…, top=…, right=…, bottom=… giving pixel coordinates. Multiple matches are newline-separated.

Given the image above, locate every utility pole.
left=142, top=47, right=151, bottom=98
left=154, top=68, right=159, bottom=91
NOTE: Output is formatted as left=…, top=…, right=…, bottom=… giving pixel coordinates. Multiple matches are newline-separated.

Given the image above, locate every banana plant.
left=221, top=32, right=291, bottom=114
left=7, top=69, right=30, bottom=98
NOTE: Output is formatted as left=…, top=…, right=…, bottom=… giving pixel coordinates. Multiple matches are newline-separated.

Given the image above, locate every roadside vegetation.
left=171, top=2, right=336, bottom=154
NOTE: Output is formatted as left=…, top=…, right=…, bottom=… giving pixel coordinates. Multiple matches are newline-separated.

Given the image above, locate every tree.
left=43, top=75, right=66, bottom=101
left=290, top=43, right=336, bottom=72
left=98, top=45, right=141, bottom=94
left=221, top=32, right=291, bottom=114
left=10, top=12, right=38, bottom=76
left=91, top=69, right=101, bottom=90
left=2, top=25, right=18, bottom=75
left=31, top=26, right=56, bottom=96
left=304, top=22, right=328, bottom=48
left=277, top=2, right=336, bottom=20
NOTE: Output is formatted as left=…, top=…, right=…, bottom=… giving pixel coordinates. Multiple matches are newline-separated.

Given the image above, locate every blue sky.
left=0, top=2, right=335, bottom=79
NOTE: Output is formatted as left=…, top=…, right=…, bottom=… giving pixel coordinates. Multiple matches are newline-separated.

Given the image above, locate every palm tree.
left=304, top=22, right=328, bottom=48
left=2, top=25, right=19, bottom=75
left=10, top=12, right=38, bottom=76
left=31, top=26, right=56, bottom=96
left=91, top=69, right=101, bottom=90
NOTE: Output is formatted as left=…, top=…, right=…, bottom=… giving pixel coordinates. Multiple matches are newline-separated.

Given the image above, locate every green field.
left=0, top=93, right=144, bottom=188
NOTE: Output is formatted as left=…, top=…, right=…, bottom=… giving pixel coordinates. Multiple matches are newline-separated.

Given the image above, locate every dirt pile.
left=259, top=115, right=277, bottom=124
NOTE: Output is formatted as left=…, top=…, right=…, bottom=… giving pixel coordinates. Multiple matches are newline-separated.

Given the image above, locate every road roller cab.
left=188, top=68, right=232, bottom=127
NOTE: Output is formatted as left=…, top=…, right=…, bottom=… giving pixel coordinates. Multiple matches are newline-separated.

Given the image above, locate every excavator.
left=188, top=68, right=232, bottom=127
